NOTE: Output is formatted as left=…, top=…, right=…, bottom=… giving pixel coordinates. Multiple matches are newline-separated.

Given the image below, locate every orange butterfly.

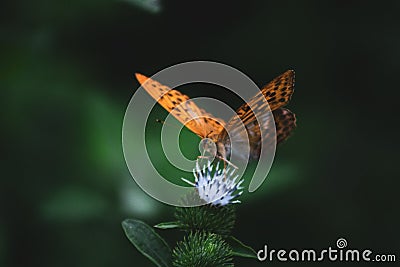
left=135, top=71, right=296, bottom=161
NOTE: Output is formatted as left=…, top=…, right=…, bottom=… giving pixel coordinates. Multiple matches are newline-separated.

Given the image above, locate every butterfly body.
left=135, top=70, right=296, bottom=161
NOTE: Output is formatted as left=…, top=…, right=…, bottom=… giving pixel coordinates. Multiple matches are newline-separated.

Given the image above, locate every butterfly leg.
left=196, top=155, right=238, bottom=170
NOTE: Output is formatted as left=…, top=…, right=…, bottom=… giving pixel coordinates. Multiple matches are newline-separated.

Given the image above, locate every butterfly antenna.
left=155, top=119, right=193, bottom=134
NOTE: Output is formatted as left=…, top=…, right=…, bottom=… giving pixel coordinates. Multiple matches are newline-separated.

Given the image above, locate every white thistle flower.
left=182, top=160, right=244, bottom=206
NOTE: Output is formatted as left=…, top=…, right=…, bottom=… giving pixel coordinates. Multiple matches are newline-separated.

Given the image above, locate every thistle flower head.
left=172, top=231, right=233, bottom=267
left=182, top=160, right=244, bottom=206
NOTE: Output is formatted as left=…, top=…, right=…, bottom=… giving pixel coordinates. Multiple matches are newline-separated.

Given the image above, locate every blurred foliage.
left=1, top=0, right=400, bottom=266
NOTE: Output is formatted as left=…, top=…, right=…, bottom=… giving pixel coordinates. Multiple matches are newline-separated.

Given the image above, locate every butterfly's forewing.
left=260, top=70, right=295, bottom=111
left=218, top=70, right=296, bottom=160
left=135, top=73, right=225, bottom=139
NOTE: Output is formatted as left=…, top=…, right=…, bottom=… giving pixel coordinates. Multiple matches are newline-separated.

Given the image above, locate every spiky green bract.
left=175, top=204, right=236, bottom=237
left=172, top=232, right=233, bottom=267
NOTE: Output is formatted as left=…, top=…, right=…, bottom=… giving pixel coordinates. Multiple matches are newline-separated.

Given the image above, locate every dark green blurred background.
left=2, top=0, right=399, bottom=266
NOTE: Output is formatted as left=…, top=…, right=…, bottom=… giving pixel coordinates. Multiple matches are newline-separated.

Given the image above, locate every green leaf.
left=154, top=221, right=180, bottom=229
left=122, top=219, right=172, bottom=267
left=227, top=236, right=257, bottom=259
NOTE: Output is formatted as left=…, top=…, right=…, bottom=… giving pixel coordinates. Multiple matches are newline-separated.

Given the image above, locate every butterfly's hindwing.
left=273, top=108, right=297, bottom=144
